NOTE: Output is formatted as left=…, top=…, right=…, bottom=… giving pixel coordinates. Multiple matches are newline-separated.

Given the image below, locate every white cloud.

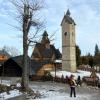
left=0, top=0, right=100, bottom=55
left=69, top=1, right=100, bottom=55
left=41, top=0, right=100, bottom=55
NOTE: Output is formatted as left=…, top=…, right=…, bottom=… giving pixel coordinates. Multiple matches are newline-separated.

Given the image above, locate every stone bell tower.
left=61, top=9, right=76, bottom=72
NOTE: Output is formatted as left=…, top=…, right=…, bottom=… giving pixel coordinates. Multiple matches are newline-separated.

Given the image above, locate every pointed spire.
left=66, top=9, right=70, bottom=16
left=42, top=30, right=48, bottom=36
left=41, top=30, right=50, bottom=44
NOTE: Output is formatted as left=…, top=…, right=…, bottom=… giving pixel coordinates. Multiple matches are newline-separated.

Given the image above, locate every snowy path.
left=29, top=81, right=100, bottom=100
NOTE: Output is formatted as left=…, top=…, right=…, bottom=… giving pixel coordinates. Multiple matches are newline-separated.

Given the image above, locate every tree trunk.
left=22, top=32, right=29, bottom=91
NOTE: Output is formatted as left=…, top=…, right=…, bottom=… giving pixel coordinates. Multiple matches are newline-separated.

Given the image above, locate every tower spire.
left=66, top=9, right=70, bottom=16
left=41, top=31, right=50, bottom=44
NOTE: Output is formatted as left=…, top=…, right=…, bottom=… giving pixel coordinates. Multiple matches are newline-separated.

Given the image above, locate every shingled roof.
left=2, top=55, right=32, bottom=75
left=11, top=55, right=30, bottom=68
left=32, top=43, right=61, bottom=59
left=55, top=49, right=62, bottom=59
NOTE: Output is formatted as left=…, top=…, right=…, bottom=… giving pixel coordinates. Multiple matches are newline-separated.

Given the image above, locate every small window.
left=64, top=32, right=67, bottom=36
left=72, top=32, right=74, bottom=42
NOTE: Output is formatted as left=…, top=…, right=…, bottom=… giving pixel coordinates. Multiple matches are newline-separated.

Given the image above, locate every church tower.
left=61, top=9, right=76, bottom=72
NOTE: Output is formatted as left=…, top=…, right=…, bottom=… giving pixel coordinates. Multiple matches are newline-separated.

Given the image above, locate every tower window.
left=72, top=32, right=74, bottom=42
left=64, top=32, right=67, bottom=36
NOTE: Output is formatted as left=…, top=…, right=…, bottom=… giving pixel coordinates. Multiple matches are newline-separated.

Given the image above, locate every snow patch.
left=50, top=70, right=100, bottom=79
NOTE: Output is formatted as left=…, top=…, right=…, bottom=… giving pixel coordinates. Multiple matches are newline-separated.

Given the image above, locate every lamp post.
left=54, top=60, right=62, bottom=78
left=53, top=59, right=62, bottom=82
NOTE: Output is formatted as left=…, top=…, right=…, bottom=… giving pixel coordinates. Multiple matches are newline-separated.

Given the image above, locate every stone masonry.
left=61, top=9, right=76, bottom=72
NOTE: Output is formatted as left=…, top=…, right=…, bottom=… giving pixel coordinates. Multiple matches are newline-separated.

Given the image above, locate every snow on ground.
left=0, top=81, right=100, bottom=100
left=0, top=89, right=22, bottom=100
left=0, top=80, right=100, bottom=100
left=50, top=70, right=100, bottom=79
left=0, top=79, right=21, bottom=87
left=0, top=80, right=22, bottom=100
left=0, top=80, right=11, bottom=86
left=29, top=81, right=100, bottom=100
left=0, top=70, right=100, bottom=100
left=35, top=95, right=92, bottom=100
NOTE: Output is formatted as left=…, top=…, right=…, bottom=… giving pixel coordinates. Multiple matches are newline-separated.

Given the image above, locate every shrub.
left=41, top=71, right=53, bottom=81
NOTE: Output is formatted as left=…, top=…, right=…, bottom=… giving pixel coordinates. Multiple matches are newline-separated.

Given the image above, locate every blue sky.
left=0, top=0, right=100, bottom=56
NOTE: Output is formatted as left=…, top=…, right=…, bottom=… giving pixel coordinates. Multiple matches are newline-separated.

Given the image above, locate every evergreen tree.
left=94, top=53, right=100, bottom=66
left=94, top=44, right=100, bottom=66
left=94, top=44, right=99, bottom=56
left=76, top=45, right=81, bottom=67
left=87, top=53, right=94, bottom=67
left=81, top=56, right=88, bottom=65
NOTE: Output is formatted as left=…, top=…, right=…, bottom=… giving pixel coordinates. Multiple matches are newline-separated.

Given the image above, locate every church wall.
left=36, top=64, right=54, bottom=76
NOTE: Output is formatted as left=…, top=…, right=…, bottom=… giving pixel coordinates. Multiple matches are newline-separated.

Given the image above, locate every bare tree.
left=10, top=0, right=45, bottom=91
left=2, top=46, right=20, bottom=57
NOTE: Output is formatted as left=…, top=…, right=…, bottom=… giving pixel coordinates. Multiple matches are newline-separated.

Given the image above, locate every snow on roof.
left=55, top=60, right=62, bottom=63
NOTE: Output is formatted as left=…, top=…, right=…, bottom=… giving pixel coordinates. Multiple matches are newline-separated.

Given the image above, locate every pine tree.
left=94, top=44, right=99, bottom=56
left=94, top=44, right=100, bottom=66
left=87, top=53, right=94, bottom=68
left=76, top=45, right=81, bottom=67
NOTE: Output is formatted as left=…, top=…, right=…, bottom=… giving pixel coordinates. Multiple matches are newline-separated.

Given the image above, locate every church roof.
left=32, top=43, right=62, bottom=59
left=32, top=43, right=56, bottom=58
left=55, top=49, right=62, bottom=59
left=11, top=55, right=23, bottom=68
left=11, top=55, right=30, bottom=68
left=32, top=30, right=62, bottom=60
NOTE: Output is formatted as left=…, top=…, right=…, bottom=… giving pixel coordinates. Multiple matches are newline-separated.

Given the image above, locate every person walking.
left=69, top=75, right=76, bottom=97
left=77, top=76, right=81, bottom=86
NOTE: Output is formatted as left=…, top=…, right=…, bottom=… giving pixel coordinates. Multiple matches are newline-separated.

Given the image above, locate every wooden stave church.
left=30, top=31, right=62, bottom=78
left=0, top=31, right=61, bottom=78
